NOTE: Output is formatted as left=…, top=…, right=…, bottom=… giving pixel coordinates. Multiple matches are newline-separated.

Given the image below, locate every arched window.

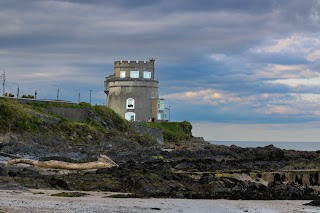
left=125, top=112, right=135, bottom=121
left=126, top=98, right=134, bottom=109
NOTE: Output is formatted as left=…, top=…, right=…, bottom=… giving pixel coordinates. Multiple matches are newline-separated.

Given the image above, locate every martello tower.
left=104, top=59, right=160, bottom=121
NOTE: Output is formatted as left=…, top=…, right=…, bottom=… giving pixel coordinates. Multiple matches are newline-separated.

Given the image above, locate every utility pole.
left=89, top=90, right=92, bottom=105
left=0, top=68, right=5, bottom=96
left=74, top=89, right=81, bottom=103
left=13, top=83, right=19, bottom=98
left=52, top=85, right=59, bottom=100
left=165, top=106, right=171, bottom=122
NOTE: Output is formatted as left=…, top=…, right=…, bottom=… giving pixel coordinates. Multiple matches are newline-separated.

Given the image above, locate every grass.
left=56, top=121, right=102, bottom=140
left=249, top=172, right=258, bottom=179
left=214, top=173, right=234, bottom=178
left=0, top=98, right=194, bottom=147
left=26, top=101, right=88, bottom=109
left=0, top=98, right=135, bottom=144
left=142, top=121, right=193, bottom=142
left=0, top=98, right=113, bottom=134
left=92, top=105, right=130, bottom=131
left=151, top=155, right=164, bottom=160
left=0, top=98, right=43, bottom=133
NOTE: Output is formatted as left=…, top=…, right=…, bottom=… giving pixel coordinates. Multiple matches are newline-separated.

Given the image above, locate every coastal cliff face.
left=1, top=98, right=320, bottom=200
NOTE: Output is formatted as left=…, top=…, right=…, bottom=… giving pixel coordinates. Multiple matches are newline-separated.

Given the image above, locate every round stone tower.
left=104, top=59, right=159, bottom=121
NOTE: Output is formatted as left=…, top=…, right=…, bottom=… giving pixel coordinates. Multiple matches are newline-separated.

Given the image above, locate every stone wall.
left=130, top=123, right=164, bottom=144
left=42, top=107, right=88, bottom=121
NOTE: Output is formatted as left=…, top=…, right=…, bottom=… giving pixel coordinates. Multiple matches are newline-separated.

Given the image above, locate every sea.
left=209, top=141, right=320, bottom=151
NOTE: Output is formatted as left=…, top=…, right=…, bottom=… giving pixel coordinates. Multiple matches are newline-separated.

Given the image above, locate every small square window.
left=143, top=71, right=151, bottom=79
left=120, top=71, right=126, bottom=78
left=130, top=71, right=139, bottom=78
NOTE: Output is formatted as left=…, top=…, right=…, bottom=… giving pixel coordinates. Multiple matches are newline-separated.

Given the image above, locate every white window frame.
left=126, top=98, right=135, bottom=109
left=120, top=71, right=126, bottom=78
left=125, top=112, right=136, bottom=121
left=157, top=111, right=168, bottom=121
left=130, top=71, right=139, bottom=78
left=143, top=71, right=151, bottom=79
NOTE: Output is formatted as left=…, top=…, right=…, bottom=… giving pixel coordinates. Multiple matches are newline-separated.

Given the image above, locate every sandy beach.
left=0, top=189, right=318, bottom=213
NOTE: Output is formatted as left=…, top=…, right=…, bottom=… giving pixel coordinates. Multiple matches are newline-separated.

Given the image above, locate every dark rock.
left=51, top=191, right=90, bottom=197
left=0, top=175, right=29, bottom=191
left=150, top=208, right=161, bottom=210
left=49, top=177, right=70, bottom=190
left=0, top=164, right=8, bottom=176
left=303, top=200, right=320, bottom=206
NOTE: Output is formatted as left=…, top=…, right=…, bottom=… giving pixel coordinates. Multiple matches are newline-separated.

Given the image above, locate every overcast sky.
left=1, top=0, right=320, bottom=142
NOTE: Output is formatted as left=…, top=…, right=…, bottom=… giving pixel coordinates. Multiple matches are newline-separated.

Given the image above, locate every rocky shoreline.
left=1, top=133, right=320, bottom=200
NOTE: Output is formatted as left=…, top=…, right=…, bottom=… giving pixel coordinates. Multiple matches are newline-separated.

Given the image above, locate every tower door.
left=125, top=112, right=136, bottom=121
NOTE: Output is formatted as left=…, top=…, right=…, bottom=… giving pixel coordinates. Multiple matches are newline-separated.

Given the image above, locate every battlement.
left=115, top=60, right=149, bottom=64
left=114, top=59, right=155, bottom=67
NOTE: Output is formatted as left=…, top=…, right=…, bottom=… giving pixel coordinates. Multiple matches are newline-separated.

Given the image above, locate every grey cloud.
left=170, top=98, right=318, bottom=124
left=1, top=0, right=317, bottom=59
left=1, top=0, right=320, bottom=125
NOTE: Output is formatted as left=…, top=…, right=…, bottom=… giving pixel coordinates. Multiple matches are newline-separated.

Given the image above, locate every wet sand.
left=0, top=189, right=319, bottom=213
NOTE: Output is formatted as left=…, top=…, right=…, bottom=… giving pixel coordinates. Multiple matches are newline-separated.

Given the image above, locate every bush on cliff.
left=142, top=121, right=192, bottom=142
left=0, top=98, right=43, bottom=133
left=26, top=101, right=88, bottom=109
left=92, top=106, right=130, bottom=132
left=0, top=98, right=140, bottom=145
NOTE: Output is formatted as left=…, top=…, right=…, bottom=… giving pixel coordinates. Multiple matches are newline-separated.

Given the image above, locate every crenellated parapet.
left=112, top=59, right=156, bottom=80
left=114, top=59, right=155, bottom=69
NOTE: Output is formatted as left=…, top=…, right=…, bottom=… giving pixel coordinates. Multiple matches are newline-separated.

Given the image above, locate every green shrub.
left=142, top=121, right=193, bottom=142
left=151, top=155, right=164, bottom=160
left=0, top=98, right=130, bottom=138
left=27, top=101, right=80, bottom=109
left=4, top=93, right=14, bottom=97
left=0, top=99, right=43, bottom=133
left=93, top=106, right=130, bottom=131
left=21, top=94, right=35, bottom=99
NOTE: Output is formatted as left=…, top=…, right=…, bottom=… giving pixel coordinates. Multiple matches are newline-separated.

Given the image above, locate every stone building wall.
left=106, top=79, right=158, bottom=121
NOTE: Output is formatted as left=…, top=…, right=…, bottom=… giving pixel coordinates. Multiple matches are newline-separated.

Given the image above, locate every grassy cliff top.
left=142, top=121, right=193, bottom=142
left=0, top=98, right=196, bottom=146
left=0, top=98, right=130, bottom=134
